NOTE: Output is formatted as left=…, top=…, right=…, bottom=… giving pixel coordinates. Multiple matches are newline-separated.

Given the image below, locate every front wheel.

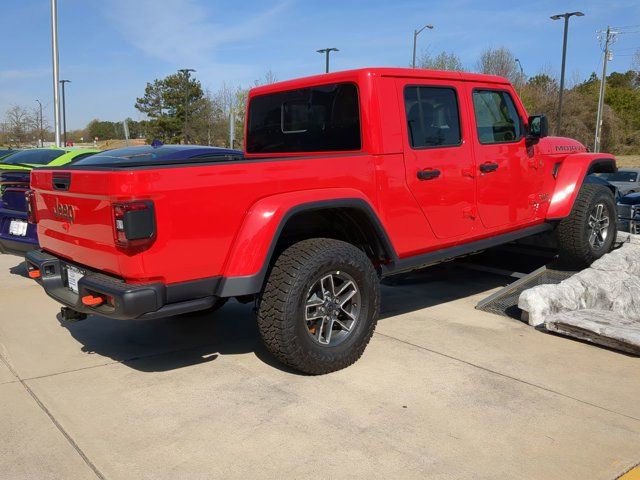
left=556, top=184, right=617, bottom=269
left=257, top=238, right=380, bottom=375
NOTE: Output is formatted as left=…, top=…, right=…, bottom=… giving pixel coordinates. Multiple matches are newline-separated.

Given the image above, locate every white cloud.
left=103, top=0, right=290, bottom=65
left=0, top=69, right=48, bottom=82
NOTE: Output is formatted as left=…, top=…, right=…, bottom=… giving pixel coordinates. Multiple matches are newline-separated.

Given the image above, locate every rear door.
left=397, top=79, right=476, bottom=239
left=468, top=87, right=539, bottom=228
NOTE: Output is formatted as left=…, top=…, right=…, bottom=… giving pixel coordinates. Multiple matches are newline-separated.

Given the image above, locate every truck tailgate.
left=30, top=169, right=143, bottom=277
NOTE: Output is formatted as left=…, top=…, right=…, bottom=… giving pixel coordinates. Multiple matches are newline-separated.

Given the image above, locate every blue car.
left=618, top=192, right=640, bottom=234
left=587, top=173, right=640, bottom=235
left=0, top=145, right=242, bottom=255
left=0, top=170, right=34, bottom=253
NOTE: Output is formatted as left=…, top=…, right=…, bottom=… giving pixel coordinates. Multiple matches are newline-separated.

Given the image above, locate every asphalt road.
left=0, top=252, right=638, bottom=479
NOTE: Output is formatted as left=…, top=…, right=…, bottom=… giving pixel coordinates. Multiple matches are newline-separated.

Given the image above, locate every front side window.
left=472, top=90, right=523, bottom=144
left=404, top=86, right=461, bottom=148
left=246, top=83, right=361, bottom=153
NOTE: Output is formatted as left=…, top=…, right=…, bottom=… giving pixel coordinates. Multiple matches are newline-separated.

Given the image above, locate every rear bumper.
left=620, top=218, right=640, bottom=235
left=617, top=203, right=640, bottom=234
left=0, top=208, right=38, bottom=255
left=25, top=249, right=221, bottom=320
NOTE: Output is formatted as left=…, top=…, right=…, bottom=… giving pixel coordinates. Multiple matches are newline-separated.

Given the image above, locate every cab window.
left=246, top=83, right=361, bottom=153
left=472, top=90, right=523, bottom=144
left=404, top=86, right=461, bottom=148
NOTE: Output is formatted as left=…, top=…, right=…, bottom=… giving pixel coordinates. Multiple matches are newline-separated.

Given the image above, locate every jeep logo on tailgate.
left=52, top=198, right=75, bottom=223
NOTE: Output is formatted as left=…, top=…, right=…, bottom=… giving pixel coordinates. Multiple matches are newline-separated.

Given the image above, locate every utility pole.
left=594, top=27, right=617, bottom=153
left=412, top=24, right=434, bottom=68
left=122, top=119, right=130, bottom=146
left=50, top=0, right=61, bottom=147
left=177, top=68, right=196, bottom=144
left=229, top=108, right=235, bottom=149
left=59, top=80, right=70, bottom=146
left=550, top=11, right=584, bottom=135
left=317, top=48, right=339, bottom=73
left=35, top=99, right=43, bottom=147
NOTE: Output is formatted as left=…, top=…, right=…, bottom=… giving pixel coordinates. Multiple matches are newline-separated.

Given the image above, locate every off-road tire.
left=557, top=184, right=617, bottom=269
left=257, top=238, right=380, bottom=375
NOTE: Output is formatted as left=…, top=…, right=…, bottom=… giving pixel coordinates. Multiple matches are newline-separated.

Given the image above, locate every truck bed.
left=30, top=154, right=385, bottom=284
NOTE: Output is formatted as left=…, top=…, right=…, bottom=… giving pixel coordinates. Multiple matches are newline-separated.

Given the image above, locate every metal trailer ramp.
left=475, top=265, right=576, bottom=320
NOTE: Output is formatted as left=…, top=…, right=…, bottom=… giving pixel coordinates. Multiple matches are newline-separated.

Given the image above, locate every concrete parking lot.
left=1, top=252, right=639, bottom=480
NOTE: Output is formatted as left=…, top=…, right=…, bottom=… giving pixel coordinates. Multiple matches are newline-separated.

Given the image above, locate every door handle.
left=479, top=162, right=499, bottom=173
left=417, top=169, right=441, bottom=181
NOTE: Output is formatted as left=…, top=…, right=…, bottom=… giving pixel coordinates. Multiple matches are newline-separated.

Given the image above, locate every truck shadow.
left=57, top=300, right=262, bottom=373
left=9, top=261, right=29, bottom=279
left=57, top=263, right=510, bottom=375
left=379, top=264, right=508, bottom=319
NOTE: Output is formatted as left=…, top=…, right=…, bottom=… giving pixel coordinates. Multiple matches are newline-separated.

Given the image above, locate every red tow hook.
left=28, top=269, right=41, bottom=279
left=82, top=295, right=104, bottom=307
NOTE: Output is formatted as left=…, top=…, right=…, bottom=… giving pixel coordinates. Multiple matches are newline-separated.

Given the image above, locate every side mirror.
left=527, top=115, right=549, bottom=139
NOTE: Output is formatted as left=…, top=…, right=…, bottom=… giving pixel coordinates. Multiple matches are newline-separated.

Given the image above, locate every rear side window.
left=472, top=90, right=523, bottom=144
left=595, top=171, right=638, bottom=182
left=246, top=83, right=361, bottom=153
left=404, top=86, right=461, bottom=148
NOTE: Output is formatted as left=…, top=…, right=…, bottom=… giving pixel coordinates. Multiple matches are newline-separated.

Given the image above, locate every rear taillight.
left=25, top=190, right=38, bottom=224
left=112, top=200, right=156, bottom=251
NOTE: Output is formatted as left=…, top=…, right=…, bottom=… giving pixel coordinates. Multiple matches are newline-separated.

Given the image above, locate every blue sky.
left=1, top=0, right=638, bottom=130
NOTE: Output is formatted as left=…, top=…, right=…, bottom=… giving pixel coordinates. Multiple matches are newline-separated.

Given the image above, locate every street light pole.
left=177, top=68, right=196, bottom=143
left=514, top=58, right=525, bottom=93
left=50, top=0, right=61, bottom=147
left=412, top=24, right=434, bottom=68
left=514, top=58, right=524, bottom=77
left=551, top=11, right=584, bottom=135
left=59, top=80, right=70, bottom=146
left=35, top=99, right=43, bottom=147
left=317, top=48, right=339, bottom=73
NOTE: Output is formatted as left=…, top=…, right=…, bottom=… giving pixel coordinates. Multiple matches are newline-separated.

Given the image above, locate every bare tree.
left=476, top=47, right=519, bottom=83
left=4, top=106, right=31, bottom=145
left=263, top=69, right=277, bottom=85
left=417, top=51, right=465, bottom=71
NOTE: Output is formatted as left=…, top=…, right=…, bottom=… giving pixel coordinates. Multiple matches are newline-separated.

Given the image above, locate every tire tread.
left=557, top=184, right=617, bottom=268
left=257, top=238, right=379, bottom=375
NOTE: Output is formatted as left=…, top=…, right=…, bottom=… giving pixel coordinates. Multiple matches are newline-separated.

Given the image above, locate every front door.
left=398, top=81, right=476, bottom=239
left=469, top=87, right=538, bottom=228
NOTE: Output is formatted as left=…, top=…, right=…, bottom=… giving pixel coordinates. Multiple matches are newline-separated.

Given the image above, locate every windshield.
left=0, top=149, right=17, bottom=158
left=595, top=171, right=638, bottom=182
left=1, top=149, right=65, bottom=165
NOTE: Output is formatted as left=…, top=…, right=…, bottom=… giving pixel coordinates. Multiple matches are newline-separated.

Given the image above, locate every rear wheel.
left=557, top=184, right=617, bottom=269
left=257, top=238, right=380, bottom=375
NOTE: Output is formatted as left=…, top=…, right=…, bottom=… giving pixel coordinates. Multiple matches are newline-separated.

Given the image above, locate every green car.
left=0, top=148, right=100, bottom=173
left=0, top=149, right=20, bottom=161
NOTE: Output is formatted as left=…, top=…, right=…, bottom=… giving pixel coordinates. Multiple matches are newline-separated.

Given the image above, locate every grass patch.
left=617, top=155, right=640, bottom=168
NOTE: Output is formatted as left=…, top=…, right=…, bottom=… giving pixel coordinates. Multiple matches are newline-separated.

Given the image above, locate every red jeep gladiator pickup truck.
left=26, top=68, right=617, bottom=374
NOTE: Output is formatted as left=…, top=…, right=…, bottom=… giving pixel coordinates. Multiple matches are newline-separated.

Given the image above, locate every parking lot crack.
left=0, top=353, right=106, bottom=480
